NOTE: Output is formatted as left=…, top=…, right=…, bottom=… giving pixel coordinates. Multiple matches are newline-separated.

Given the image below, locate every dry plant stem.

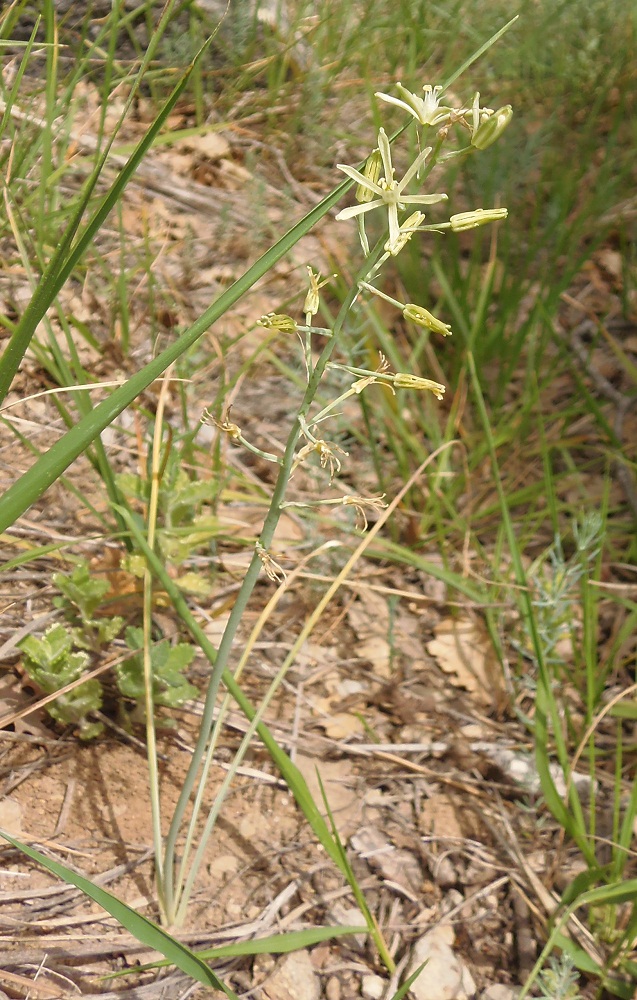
left=144, top=364, right=175, bottom=908
left=159, top=240, right=388, bottom=924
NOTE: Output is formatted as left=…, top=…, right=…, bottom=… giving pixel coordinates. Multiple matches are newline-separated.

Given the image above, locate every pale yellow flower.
left=375, top=83, right=455, bottom=127
left=336, top=129, right=447, bottom=249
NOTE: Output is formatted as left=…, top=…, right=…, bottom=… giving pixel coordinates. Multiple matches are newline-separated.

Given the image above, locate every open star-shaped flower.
left=335, top=128, right=447, bottom=249
left=375, top=83, right=455, bottom=127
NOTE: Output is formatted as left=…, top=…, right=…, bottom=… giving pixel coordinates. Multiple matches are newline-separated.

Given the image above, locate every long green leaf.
left=119, top=925, right=367, bottom=975
left=390, top=963, right=428, bottom=1000
left=0, top=828, right=238, bottom=998
left=0, top=177, right=349, bottom=534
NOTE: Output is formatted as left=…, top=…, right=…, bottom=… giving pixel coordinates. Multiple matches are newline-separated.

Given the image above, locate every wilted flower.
left=293, top=437, right=349, bottom=482
left=336, top=128, right=447, bottom=249
left=303, top=267, right=332, bottom=320
left=256, top=542, right=286, bottom=583
left=342, top=493, right=388, bottom=531
left=202, top=407, right=242, bottom=440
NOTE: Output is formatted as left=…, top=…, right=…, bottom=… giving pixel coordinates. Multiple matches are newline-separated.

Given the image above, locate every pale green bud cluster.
left=240, top=74, right=512, bottom=533
left=356, top=149, right=383, bottom=203
left=393, top=373, right=446, bottom=398
left=471, top=105, right=513, bottom=149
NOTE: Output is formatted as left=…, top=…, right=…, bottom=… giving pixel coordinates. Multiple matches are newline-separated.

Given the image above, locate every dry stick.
left=567, top=680, right=637, bottom=794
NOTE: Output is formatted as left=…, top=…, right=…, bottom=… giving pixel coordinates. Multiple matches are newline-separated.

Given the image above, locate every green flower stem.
left=298, top=325, right=334, bottom=336
left=308, top=385, right=364, bottom=427
left=230, top=433, right=282, bottom=465
left=358, top=281, right=403, bottom=309
left=154, top=239, right=388, bottom=923
left=116, top=513, right=346, bottom=869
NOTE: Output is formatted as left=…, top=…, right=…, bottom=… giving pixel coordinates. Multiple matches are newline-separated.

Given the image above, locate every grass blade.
left=0, top=828, right=239, bottom=997
left=117, top=925, right=368, bottom=975
left=0, top=176, right=349, bottom=534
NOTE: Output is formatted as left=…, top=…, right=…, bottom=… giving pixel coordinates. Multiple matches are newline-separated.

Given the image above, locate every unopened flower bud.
left=394, top=373, right=446, bottom=399
left=356, top=149, right=382, bottom=203
left=403, top=304, right=452, bottom=337
left=384, top=210, right=426, bottom=256
left=471, top=105, right=513, bottom=150
left=450, top=208, right=508, bottom=231
left=257, top=313, right=298, bottom=333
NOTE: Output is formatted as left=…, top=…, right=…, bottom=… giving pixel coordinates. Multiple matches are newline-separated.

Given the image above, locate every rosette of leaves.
left=115, top=462, right=223, bottom=569
left=18, top=624, right=104, bottom=740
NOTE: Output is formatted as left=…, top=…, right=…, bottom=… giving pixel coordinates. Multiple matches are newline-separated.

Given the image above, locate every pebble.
left=407, top=925, right=477, bottom=1000
left=481, top=986, right=518, bottom=1000
left=361, top=973, right=385, bottom=999
left=324, top=975, right=341, bottom=1000
left=261, top=950, right=320, bottom=1000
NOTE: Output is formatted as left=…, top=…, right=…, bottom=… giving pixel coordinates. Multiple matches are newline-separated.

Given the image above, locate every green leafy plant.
left=19, top=559, right=199, bottom=737
left=536, top=954, right=584, bottom=1000
left=18, top=623, right=104, bottom=740
left=53, top=561, right=125, bottom=649
left=116, top=625, right=198, bottom=719
left=115, top=461, right=224, bottom=571
left=0, top=3, right=558, bottom=997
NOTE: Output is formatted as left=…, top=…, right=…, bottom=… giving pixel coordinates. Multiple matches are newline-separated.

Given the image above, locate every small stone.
left=262, top=950, right=320, bottom=1000
left=407, top=925, right=477, bottom=1000
left=0, top=797, right=22, bottom=834
left=325, top=975, right=341, bottom=1000
left=329, top=904, right=367, bottom=948
left=431, top=854, right=457, bottom=889
left=481, top=987, right=518, bottom=1000
left=362, top=973, right=385, bottom=999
